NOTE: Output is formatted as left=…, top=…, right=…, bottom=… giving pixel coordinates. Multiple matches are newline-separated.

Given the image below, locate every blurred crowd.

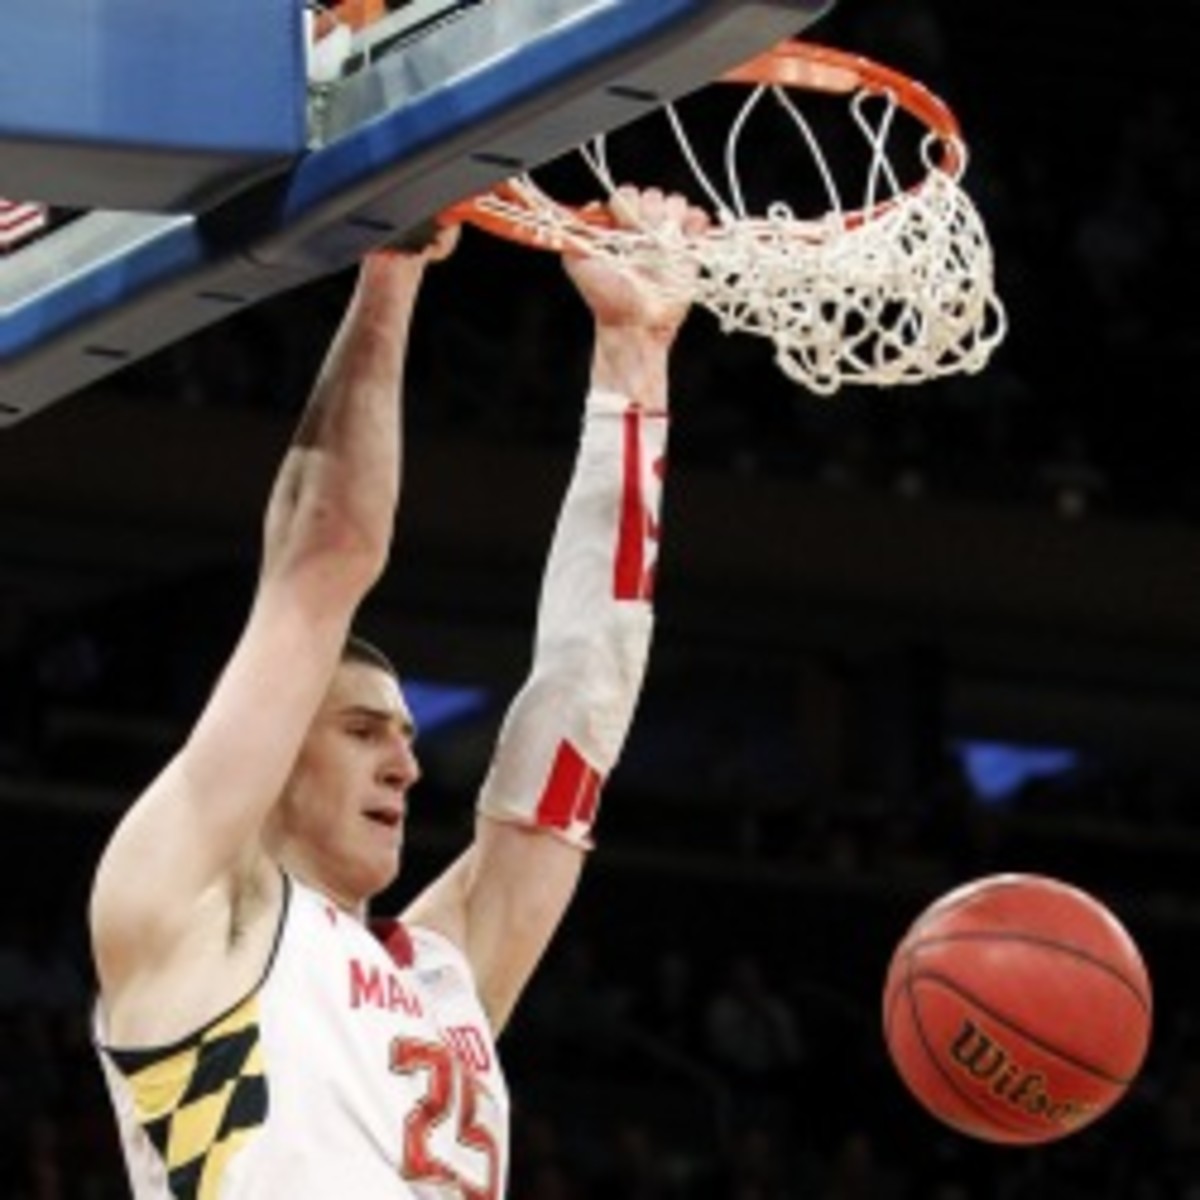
left=4, top=737, right=1200, bottom=1197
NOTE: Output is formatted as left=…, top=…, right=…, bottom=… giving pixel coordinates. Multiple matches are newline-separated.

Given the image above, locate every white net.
left=692, top=173, right=1006, bottom=394
left=464, top=54, right=1008, bottom=396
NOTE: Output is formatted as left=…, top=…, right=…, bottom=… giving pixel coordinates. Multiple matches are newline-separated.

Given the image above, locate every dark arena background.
left=3, top=1, right=1200, bottom=1196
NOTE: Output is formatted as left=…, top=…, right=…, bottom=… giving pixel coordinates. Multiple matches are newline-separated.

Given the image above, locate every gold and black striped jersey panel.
left=106, top=993, right=268, bottom=1200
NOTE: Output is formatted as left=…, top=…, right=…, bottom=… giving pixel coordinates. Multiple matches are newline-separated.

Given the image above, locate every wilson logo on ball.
left=949, top=1018, right=1095, bottom=1128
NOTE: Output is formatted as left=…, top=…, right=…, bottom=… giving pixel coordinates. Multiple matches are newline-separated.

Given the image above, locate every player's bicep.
left=88, top=758, right=239, bottom=987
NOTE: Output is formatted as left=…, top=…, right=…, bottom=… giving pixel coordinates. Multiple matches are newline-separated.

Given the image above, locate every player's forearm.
left=263, top=253, right=426, bottom=587
left=588, top=323, right=674, bottom=411
left=478, top=383, right=668, bottom=846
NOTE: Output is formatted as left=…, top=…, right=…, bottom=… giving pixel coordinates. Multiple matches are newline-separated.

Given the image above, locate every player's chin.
left=361, top=843, right=404, bottom=894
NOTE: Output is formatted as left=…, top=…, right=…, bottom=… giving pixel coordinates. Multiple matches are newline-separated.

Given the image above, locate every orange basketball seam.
left=905, top=931, right=1152, bottom=1011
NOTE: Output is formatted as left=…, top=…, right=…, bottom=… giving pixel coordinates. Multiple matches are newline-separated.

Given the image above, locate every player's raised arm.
left=402, top=189, right=706, bottom=1032
left=89, top=240, right=453, bottom=1014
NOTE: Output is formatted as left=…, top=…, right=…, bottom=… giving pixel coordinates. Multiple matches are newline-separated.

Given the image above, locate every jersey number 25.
left=391, top=1036, right=500, bottom=1199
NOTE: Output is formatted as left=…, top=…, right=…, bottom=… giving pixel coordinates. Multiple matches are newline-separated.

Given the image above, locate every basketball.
left=882, top=873, right=1152, bottom=1145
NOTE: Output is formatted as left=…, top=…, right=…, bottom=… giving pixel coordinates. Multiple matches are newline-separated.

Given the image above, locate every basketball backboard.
left=0, top=0, right=835, bottom=427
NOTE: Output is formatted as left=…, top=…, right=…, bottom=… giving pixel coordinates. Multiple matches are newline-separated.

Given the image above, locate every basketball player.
left=87, top=186, right=707, bottom=1198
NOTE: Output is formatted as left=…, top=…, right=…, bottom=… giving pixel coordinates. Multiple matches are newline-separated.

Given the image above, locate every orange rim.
left=441, top=40, right=966, bottom=249
left=721, top=41, right=963, bottom=174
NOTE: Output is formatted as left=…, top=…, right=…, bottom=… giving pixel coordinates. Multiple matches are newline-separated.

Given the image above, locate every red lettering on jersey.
left=445, top=1025, right=492, bottom=1074
left=388, top=973, right=421, bottom=1017
left=349, top=959, right=423, bottom=1016
left=350, top=960, right=384, bottom=1008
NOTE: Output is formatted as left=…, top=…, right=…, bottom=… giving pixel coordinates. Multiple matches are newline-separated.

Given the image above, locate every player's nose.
left=379, top=734, right=421, bottom=791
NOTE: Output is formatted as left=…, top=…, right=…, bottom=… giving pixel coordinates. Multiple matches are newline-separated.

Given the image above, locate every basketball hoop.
left=443, top=41, right=1007, bottom=396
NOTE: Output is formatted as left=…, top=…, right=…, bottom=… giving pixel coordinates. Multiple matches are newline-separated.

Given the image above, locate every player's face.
left=277, top=660, right=421, bottom=910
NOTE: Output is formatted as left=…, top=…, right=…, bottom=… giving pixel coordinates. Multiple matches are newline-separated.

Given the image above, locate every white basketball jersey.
left=95, top=875, right=509, bottom=1199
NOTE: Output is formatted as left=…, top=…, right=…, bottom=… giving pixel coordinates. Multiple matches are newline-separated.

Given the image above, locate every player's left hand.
left=371, top=219, right=461, bottom=264
left=419, top=221, right=461, bottom=262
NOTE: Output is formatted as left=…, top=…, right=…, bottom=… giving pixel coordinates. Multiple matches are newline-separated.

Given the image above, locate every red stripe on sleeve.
left=536, top=740, right=599, bottom=830
left=613, top=410, right=646, bottom=601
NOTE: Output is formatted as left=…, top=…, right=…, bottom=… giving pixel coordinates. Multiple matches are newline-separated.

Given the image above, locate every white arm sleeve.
left=477, top=388, right=668, bottom=847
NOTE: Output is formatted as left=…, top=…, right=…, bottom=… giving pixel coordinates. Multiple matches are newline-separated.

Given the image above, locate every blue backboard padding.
left=0, top=0, right=835, bottom=421
left=0, top=0, right=305, bottom=209
left=283, top=0, right=729, bottom=221
left=0, top=222, right=205, bottom=357
left=0, top=0, right=304, bottom=153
